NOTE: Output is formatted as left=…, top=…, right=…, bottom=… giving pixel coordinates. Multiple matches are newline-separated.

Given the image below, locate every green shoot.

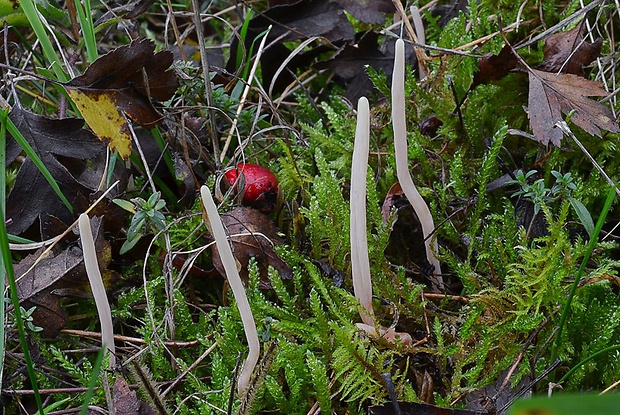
left=0, top=210, right=43, bottom=414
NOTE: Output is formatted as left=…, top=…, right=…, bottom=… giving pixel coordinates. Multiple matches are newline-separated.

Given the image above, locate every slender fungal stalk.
left=350, top=98, right=414, bottom=347
left=78, top=213, right=116, bottom=369
left=392, top=38, right=443, bottom=291
left=350, top=97, right=374, bottom=326
left=200, top=185, right=259, bottom=395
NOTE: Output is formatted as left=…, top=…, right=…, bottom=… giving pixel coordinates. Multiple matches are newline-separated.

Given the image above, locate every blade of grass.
left=0, top=108, right=6, bottom=393
left=0, top=211, right=44, bottom=414
left=151, top=126, right=176, bottom=180
left=235, top=9, right=254, bottom=73
left=18, top=0, right=69, bottom=82
left=8, top=234, right=35, bottom=244
left=80, top=347, right=105, bottom=415
left=550, top=186, right=616, bottom=380
left=558, top=344, right=620, bottom=384
left=4, top=113, right=73, bottom=213
left=73, top=0, right=98, bottom=62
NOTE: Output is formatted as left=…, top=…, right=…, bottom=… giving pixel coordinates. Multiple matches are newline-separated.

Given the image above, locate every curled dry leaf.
left=64, top=39, right=178, bottom=158
left=210, top=207, right=293, bottom=287
left=471, top=44, right=518, bottom=89
left=537, top=19, right=602, bottom=76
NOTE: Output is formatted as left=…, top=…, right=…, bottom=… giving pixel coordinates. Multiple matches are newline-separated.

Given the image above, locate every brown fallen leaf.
left=113, top=376, right=157, bottom=415
left=226, top=0, right=354, bottom=95
left=527, top=68, right=619, bottom=146
left=471, top=44, right=518, bottom=89
left=320, top=33, right=416, bottom=102
left=536, top=19, right=602, bottom=76
left=381, top=183, right=432, bottom=277
left=334, top=0, right=395, bottom=24
left=6, top=107, right=109, bottom=235
left=12, top=216, right=115, bottom=336
left=210, top=207, right=293, bottom=288
left=64, top=39, right=178, bottom=158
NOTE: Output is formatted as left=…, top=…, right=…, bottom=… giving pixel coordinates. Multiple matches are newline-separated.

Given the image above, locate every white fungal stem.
left=200, top=185, right=259, bottom=396
left=78, top=213, right=116, bottom=369
left=392, top=38, right=443, bottom=291
left=350, top=97, right=374, bottom=326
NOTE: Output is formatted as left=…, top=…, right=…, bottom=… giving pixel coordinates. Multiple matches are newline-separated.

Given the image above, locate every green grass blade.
left=0, top=108, right=6, bottom=393
left=558, top=344, right=620, bottom=384
left=18, top=0, right=69, bottom=82
left=5, top=114, right=73, bottom=213
left=550, top=186, right=616, bottom=379
left=73, top=0, right=98, bottom=62
left=509, top=392, right=620, bottom=415
left=80, top=346, right=105, bottom=415
left=0, top=210, right=44, bottom=414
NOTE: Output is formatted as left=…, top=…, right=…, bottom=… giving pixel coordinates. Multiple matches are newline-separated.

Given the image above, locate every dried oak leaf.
left=6, top=107, right=108, bottom=235
left=537, top=19, right=602, bottom=76
left=64, top=39, right=178, bottom=158
left=13, top=216, right=112, bottom=336
left=528, top=68, right=619, bottom=146
left=210, top=207, right=292, bottom=288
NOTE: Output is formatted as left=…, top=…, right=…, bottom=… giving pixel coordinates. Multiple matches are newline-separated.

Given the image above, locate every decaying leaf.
left=334, top=0, right=395, bottom=24
left=537, top=19, right=602, bottom=76
left=210, top=207, right=292, bottom=287
left=471, top=44, right=518, bottom=88
left=269, top=0, right=394, bottom=24
left=12, top=216, right=115, bottom=336
left=226, top=0, right=354, bottom=95
left=6, top=107, right=108, bottom=235
left=113, top=376, right=157, bottom=415
left=320, top=33, right=416, bottom=102
left=527, top=68, right=619, bottom=146
left=64, top=39, right=178, bottom=158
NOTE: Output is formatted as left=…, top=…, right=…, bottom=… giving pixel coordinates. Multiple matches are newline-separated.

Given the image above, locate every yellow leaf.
left=66, top=89, right=132, bottom=159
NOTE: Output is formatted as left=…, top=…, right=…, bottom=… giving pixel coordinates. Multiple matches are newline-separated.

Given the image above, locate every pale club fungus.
left=392, top=38, right=444, bottom=292
left=200, top=185, right=259, bottom=396
left=351, top=97, right=412, bottom=346
left=78, top=213, right=116, bottom=369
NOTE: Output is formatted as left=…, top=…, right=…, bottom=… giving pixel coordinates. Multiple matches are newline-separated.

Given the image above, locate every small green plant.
left=113, top=191, right=167, bottom=254
left=509, top=169, right=594, bottom=236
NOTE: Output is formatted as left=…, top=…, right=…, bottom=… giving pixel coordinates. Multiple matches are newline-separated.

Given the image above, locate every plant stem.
left=0, top=212, right=43, bottom=414
left=550, top=186, right=615, bottom=381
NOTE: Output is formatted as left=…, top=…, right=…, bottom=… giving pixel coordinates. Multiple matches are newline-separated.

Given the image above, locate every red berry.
left=224, top=163, right=279, bottom=212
